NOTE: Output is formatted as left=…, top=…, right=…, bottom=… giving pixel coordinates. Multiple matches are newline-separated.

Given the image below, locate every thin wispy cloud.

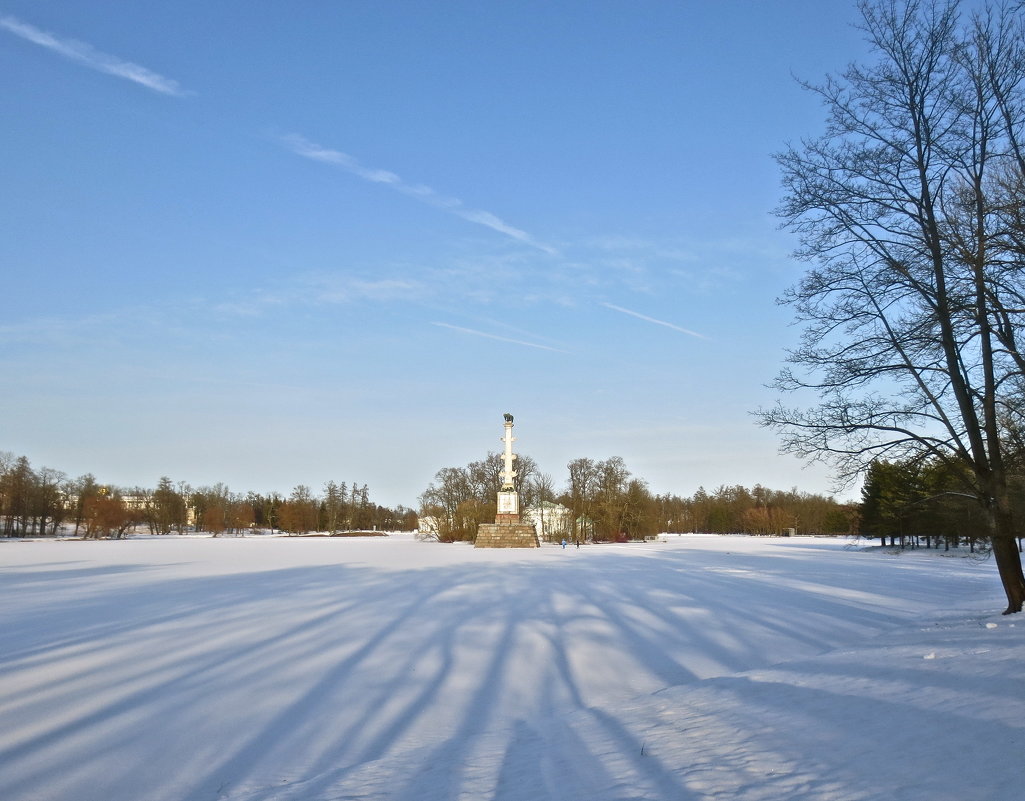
left=0, top=312, right=122, bottom=347
left=282, top=134, right=557, bottom=255
left=301, top=275, right=424, bottom=305
left=601, top=302, right=708, bottom=340
left=0, top=15, right=190, bottom=96
left=209, top=276, right=423, bottom=317
left=432, top=322, right=569, bottom=353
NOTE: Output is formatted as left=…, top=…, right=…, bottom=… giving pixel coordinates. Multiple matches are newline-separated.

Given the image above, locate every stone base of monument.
left=475, top=522, right=540, bottom=548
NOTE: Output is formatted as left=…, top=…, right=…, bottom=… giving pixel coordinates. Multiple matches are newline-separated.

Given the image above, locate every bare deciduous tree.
left=761, top=0, right=1025, bottom=612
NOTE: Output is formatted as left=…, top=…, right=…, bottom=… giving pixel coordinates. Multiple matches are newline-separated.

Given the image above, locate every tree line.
left=0, top=451, right=416, bottom=539
left=418, top=452, right=856, bottom=543
left=861, top=456, right=1025, bottom=550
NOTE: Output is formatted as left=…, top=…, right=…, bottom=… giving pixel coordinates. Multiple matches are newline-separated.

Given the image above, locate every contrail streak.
left=602, top=302, right=708, bottom=339
left=0, top=15, right=190, bottom=96
left=283, top=134, right=557, bottom=255
left=432, top=322, right=568, bottom=353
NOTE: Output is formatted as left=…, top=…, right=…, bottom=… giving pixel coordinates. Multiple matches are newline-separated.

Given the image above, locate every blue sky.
left=1, top=1, right=874, bottom=507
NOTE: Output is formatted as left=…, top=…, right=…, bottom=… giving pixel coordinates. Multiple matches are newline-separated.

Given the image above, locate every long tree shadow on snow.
left=0, top=542, right=987, bottom=801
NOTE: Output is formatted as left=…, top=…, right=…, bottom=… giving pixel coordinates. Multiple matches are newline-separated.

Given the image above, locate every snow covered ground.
left=1, top=533, right=1021, bottom=801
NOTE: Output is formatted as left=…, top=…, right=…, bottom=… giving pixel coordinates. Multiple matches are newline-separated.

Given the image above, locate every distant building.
left=522, top=501, right=573, bottom=542
left=415, top=515, right=440, bottom=539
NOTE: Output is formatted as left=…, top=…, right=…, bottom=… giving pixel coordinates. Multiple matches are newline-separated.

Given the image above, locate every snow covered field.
left=1, top=533, right=1021, bottom=801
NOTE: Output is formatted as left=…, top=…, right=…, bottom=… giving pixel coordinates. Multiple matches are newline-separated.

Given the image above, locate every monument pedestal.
left=475, top=522, right=540, bottom=548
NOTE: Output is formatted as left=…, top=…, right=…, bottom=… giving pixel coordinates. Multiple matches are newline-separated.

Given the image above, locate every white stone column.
left=496, top=413, right=520, bottom=520
left=501, top=418, right=517, bottom=490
